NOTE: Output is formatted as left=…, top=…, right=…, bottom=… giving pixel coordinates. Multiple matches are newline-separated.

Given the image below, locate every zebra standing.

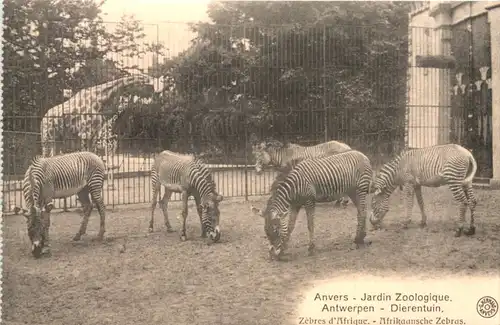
left=252, top=140, right=353, bottom=208
left=369, top=144, right=478, bottom=237
left=251, top=150, right=373, bottom=260
left=21, top=151, right=107, bottom=258
left=149, top=150, right=223, bottom=243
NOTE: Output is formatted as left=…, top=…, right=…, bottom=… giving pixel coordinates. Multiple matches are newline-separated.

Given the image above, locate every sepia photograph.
left=1, top=0, right=499, bottom=324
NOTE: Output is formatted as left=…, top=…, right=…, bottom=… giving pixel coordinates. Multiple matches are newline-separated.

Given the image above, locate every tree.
left=156, top=1, right=414, bottom=160
left=2, top=0, right=167, bottom=173
left=3, top=0, right=113, bottom=119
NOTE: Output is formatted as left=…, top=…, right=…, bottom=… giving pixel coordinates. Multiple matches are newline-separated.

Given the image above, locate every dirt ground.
left=3, top=187, right=500, bottom=325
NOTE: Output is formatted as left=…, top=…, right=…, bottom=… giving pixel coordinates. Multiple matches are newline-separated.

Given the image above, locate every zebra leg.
left=462, top=185, right=477, bottom=236
left=179, top=190, right=189, bottom=241
left=414, top=185, right=428, bottom=228
left=283, top=206, right=300, bottom=254
left=41, top=210, right=51, bottom=255
left=74, top=189, right=93, bottom=241
left=149, top=180, right=160, bottom=232
left=194, top=196, right=206, bottom=238
left=448, top=184, right=468, bottom=237
left=349, top=191, right=368, bottom=248
left=63, top=198, right=69, bottom=212
left=402, top=184, right=415, bottom=229
left=304, top=202, right=316, bottom=255
left=159, top=189, right=174, bottom=233
left=89, top=186, right=106, bottom=241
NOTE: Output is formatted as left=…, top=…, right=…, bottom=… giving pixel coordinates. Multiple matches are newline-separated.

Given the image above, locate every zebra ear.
left=214, top=194, right=223, bottom=202
left=373, top=188, right=382, bottom=196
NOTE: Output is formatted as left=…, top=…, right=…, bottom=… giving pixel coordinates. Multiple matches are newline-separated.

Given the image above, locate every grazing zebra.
left=369, top=144, right=478, bottom=237
left=21, top=151, right=107, bottom=258
left=252, top=140, right=352, bottom=208
left=149, top=150, right=223, bottom=242
left=251, top=150, right=373, bottom=260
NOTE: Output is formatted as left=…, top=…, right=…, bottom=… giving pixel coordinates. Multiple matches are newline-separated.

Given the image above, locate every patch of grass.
left=3, top=188, right=500, bottom=325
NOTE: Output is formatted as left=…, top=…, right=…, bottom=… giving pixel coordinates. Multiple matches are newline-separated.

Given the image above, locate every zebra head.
left=250, top=204, right=287, bottom=260
left=201, top=192, right=224, bottom=242
left=23, top=202, right=54, bottom=258
left=369, top=167, right=396, bottom=229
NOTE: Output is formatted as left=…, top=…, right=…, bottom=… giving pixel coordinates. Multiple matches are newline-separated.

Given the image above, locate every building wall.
left=407, top=11, right=443, bottom=148
left=406, top=1, right=491, bottom=149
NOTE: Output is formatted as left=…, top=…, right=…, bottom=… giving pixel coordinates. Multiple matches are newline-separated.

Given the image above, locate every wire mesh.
left=3, top=20, right=489, bottom=214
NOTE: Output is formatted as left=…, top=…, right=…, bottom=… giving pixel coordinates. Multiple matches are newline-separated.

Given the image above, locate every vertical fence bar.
left=243, top=24, right=249, bottom=201
left=322, top=24, right=328, bottom=142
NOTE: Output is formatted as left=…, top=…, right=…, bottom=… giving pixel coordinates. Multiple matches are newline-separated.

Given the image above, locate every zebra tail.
left=461, top=153, right=478, bottom=186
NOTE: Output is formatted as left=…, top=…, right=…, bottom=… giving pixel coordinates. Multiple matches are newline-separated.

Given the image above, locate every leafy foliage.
left=4, top=0, right=415, bottom=171
left=3, top=0, right=164, bottom=173
left=131, top=1, right=413, bottom=162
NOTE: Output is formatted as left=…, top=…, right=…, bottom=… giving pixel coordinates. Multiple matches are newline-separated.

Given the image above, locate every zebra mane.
left=31, top=155, right=44, bottom=165
left=268, top=163, right=295, bottom=200
left=194, top=160, right=218, bottom=193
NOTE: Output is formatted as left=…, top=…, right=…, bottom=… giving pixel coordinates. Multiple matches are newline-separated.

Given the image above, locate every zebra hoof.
left=419, top=222, right=427, bottom=228
left=180, top=235, right=187, bottom=241
left=454, top=228, right=463, bottom=237
left=166, top=228, right=175, bottom=233
left=148, top=227, right=154, bottom=233
left=464, top=226, right=476, bottom=236
left=72, top=234, right=82, bottom=241
left=354, top=239, right=370, bottom=249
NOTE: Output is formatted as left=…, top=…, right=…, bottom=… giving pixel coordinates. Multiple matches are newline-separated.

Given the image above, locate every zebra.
left=252, top=140, right=353, bottom=208
left=369, top=144, right=478, bottom=237
left=251, top=150, right=373, bottom=260
left=20, top=151, right=107, bottom=258
left=149, top=150, right=223, bottom=243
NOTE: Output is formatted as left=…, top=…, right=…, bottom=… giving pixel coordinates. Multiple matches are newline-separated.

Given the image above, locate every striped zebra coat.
left=252, top=140, right=352, bottom=173
left=252, top=140, right=352, bottom=208
left=21, top=151, right=107, bottom=258
left=370, top=144, right=478, bottom=237
left=252, top=150, right=373, bottom=260
left=149, top=150, right=223, bottom=242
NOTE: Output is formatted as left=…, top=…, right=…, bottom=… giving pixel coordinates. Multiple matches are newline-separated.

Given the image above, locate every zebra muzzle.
left=368, top=212, right=381, bottom=228
left=31, top=241, right=43, bottom=258
left=268, top=246, right=282, bottom=260
left=209, top=226, right=221, bottom=243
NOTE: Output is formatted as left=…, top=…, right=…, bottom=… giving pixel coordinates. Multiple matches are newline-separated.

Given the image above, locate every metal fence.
left=4, top=20, right=486, bottom=213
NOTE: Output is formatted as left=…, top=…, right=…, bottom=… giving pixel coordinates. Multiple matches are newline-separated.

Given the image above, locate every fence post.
left=243, top=24, right=249, bottom=201
left=322, top=24, right=329, bottom=142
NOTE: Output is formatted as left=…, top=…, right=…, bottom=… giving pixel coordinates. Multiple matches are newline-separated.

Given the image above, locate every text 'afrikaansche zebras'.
left=20, top=151, right=107, bottom=258
left=149, top=150, right=224, bottom=243
left=370, top=144, right=478, bottom=237
left=252, top=149, right=373, bottom=260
